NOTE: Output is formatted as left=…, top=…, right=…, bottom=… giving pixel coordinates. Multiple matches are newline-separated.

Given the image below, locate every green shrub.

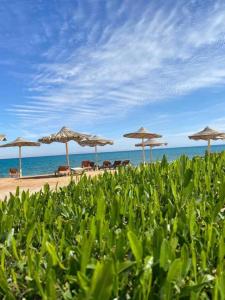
left=0, top=153, right=225, bottom=299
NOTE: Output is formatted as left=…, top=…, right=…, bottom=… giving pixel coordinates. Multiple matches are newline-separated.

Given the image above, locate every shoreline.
left=0, top=170, right=107, bottom=201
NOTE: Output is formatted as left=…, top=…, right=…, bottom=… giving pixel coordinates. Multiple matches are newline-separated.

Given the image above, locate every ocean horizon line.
left=0, top=143, right=225, bottom=161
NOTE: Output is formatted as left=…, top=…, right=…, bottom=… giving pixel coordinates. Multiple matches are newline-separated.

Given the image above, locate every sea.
left=0, top=145, right=225, bottom=178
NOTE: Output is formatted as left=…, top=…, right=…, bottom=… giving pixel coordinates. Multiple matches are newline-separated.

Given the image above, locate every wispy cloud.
left=4, top=0, right=225, bottom=134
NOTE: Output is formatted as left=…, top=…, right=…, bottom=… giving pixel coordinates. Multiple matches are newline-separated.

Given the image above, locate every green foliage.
left=0, top=152, right=225, bottom=299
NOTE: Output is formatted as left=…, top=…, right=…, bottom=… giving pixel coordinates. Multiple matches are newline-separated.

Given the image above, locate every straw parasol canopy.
left=123, top=127, right=162, bottom=163
left=0, top=137, right=40, bottom=177
left=38, top=126, right=90, bottom=166
left=135, top=139, right=168, bottom=162
left=79, top=135, right=113, bottom=167
left=0, top=134, right=6, bottom=142
left=188, top=126, right=225, bottom=152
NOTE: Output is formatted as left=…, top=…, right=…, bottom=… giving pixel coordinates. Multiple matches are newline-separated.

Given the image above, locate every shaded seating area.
left=39, top=127, right=90, bottom=167
left=78, top=135, right=113, bottom=169
left=7, top=159, right=130, bottom=180
left=0, top=137, right=40, bottom=178
left=55, top=166, right=71, bottom=176
left=123, top=127, right=162, bottom=163
left=100, top=160, right=130, bottom=169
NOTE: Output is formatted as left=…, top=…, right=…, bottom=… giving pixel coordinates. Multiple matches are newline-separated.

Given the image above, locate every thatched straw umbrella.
left=188, top=126, right=225, bottom=153
left=79, top=135, right=113, bottom=168
left=123, top=127, right=161, bottom=163
left=0, top=134, right=6, bottom=142
left=39, top=127, right=90, bottom=167
left=135, top=139, right=167, bottom=162
left=0, top=137, right=40, bottom=177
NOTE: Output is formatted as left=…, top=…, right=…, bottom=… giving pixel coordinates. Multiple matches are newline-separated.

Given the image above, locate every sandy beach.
left=0, top=170, right=106, bottom=200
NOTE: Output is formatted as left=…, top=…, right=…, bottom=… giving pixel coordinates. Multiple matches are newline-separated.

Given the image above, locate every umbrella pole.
left=65, top=142, right=70, bottom=167
left=95, top=145, right=98, bottom=170
left=150, top=146, right=153, bottom=162
left=19, top=146, right=22, bottom=178
left=142, top=138, right=145, bottom=164
left=207, top=139, right=211, bottom=153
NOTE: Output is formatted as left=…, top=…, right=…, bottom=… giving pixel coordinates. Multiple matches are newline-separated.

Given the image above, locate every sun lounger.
left=9, top=168, right=19, bottom=178
left=81, top=160, right=93, bottom=171
left=100, top=160, right=112, bottom=169
left=55, top=166, right=71, bottom=176
left=112, top=160, right=122, bottom=169
left=122, top=160, right=130, bottom=166
left=90, top=161, right=96, bottom=170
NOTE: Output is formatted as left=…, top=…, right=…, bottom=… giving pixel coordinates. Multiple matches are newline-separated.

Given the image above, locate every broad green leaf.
left=167, top=258, right=182, bottom=283
left=118, top=261, right=136, bottom=274
left=88, top=260, right=114, bottom=300
left=127, top=231, right=143, bottom=262
left=160, top=239, right=170, bottom=271
left=140, top=256, right=153, bottom=299
left=46, top=241, right=58, bottom=266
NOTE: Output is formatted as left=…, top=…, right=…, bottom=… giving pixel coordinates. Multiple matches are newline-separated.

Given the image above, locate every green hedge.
left=0, top=153, right=225, bottom=299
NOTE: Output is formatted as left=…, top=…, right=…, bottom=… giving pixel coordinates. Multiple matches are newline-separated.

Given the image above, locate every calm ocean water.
left=0, top=145, right=225, bottom=178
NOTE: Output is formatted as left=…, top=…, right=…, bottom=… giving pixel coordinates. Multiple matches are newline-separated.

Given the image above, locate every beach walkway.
left=0, top=170, right=106, bottom=200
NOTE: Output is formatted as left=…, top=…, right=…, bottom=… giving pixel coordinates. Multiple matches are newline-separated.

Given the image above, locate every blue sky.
left=1, top=0, right=225, bottom=158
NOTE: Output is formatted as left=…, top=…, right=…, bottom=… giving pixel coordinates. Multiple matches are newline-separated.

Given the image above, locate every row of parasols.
left=0, top=126, right=225, bottom=178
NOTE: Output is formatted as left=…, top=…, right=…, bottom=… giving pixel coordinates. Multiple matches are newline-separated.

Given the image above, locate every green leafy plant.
left=0, top=152, right=225, bottom=299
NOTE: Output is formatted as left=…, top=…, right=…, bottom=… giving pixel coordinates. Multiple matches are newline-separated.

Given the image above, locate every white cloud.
left=5, top=0, right=225, bottom=138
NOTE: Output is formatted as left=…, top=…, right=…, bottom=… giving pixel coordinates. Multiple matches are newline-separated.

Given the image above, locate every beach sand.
left=0, top=170, right=107, bottom=200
